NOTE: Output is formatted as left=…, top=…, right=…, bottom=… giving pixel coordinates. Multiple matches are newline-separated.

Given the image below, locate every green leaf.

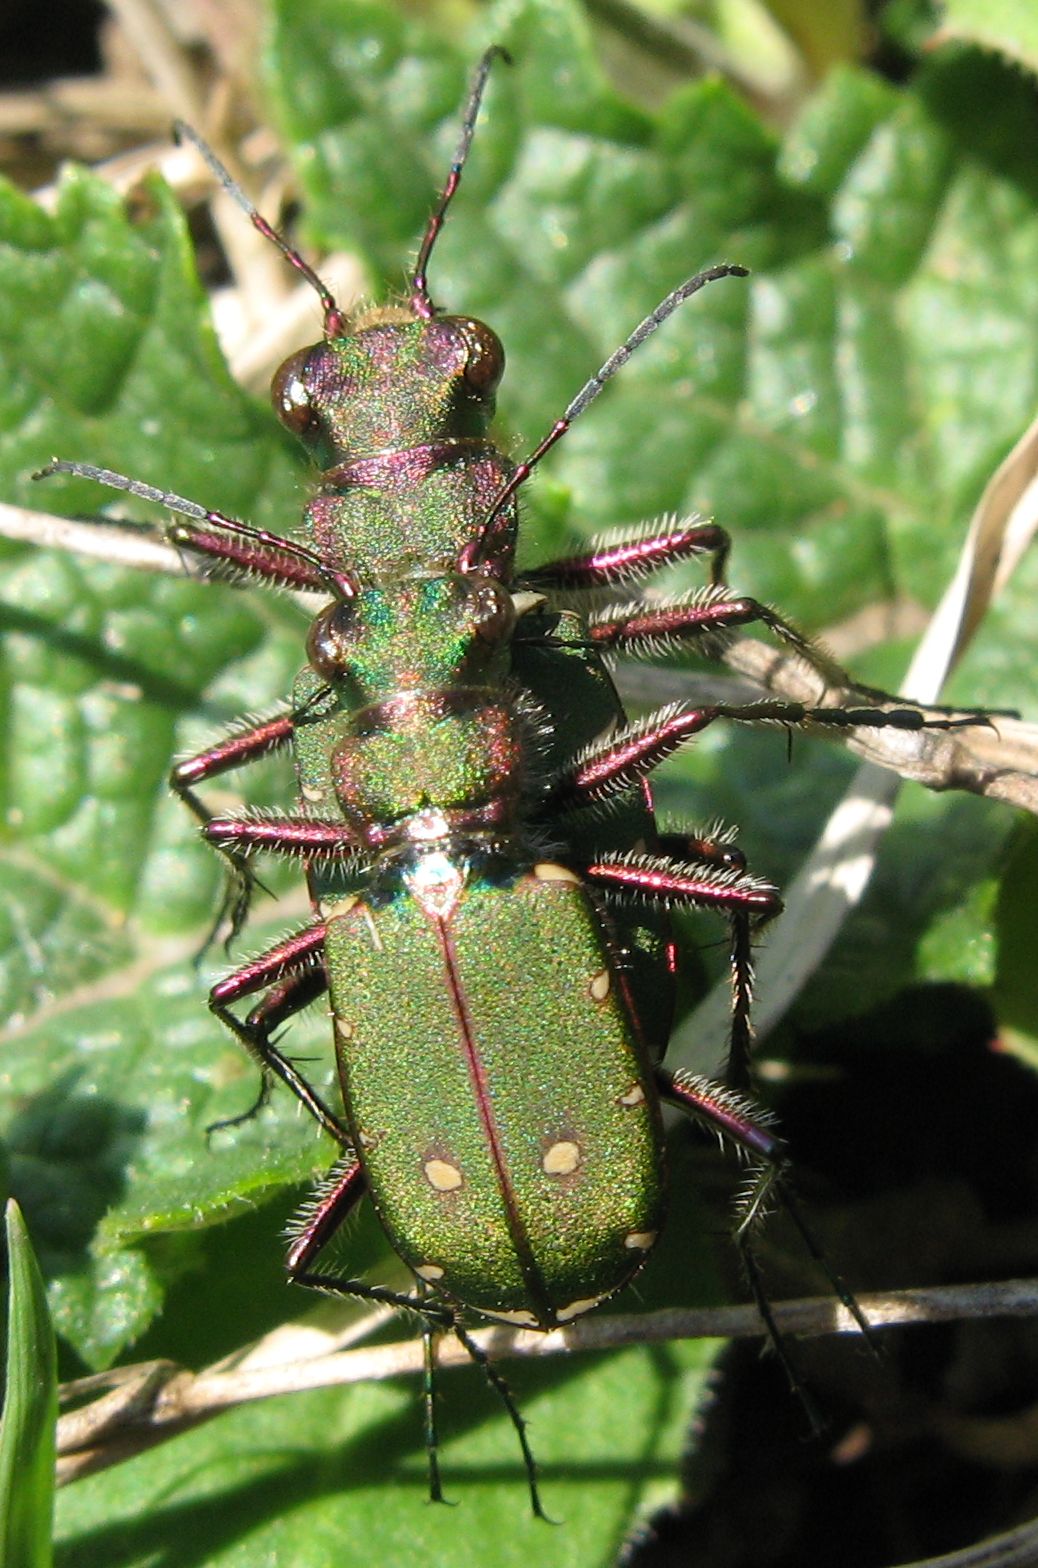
left=0, top=164, right=318, bottom=1366
left=52, top=1338, right=716, bottom=1568
left=0, top=1201, right=57, bottom=1568
left=936, top=0, right=1038, bottom=80
left=1, top=0, right=1037, bottom=1558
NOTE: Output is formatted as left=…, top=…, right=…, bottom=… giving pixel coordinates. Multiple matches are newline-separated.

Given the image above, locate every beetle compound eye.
left=271, top=347, right=318, bottom=437
left=458, top=319, right=505, bottom=393
left=306, top=601, right=356, bottom=679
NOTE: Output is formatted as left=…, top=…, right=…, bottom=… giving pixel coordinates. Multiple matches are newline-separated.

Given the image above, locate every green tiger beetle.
left=35, top=50, right=992, bottom=1511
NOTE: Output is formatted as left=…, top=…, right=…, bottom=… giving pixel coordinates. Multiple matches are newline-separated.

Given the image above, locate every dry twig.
left=55, top=1276, right=1038, bottom=1486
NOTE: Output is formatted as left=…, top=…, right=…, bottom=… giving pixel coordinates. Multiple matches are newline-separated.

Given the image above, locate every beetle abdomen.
left=324, top=864, right=665, bottom=1328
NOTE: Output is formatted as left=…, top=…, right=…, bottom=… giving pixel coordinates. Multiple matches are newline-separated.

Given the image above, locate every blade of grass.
left=0, top=1201, right=58, bottom=1568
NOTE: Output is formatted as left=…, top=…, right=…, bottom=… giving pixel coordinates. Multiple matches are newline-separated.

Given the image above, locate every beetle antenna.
left=410, top=45, right=511, bottom=320
left=461, top=263, right=749, bottom=573
left=173, top=121, right=348, bottom=338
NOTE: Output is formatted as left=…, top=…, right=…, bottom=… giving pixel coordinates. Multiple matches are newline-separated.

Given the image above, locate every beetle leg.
left=657, top=1068, right=825, bottom=1422
left=285, top=1152, right=367, bottom=1273
left=172, top=714, right=295, bottom=805
left=452, top=1320, right=549, bottom=1521
left=290, top=1254, right=546, bottom=1510
left=207, top=965, right=331, bottom=1136
left=660, top=1068, right=876, bottom=1388
left=165, top=517, right=338, bottom=592
left=650, top=830, right=754, bottom=1088
left=589, top=586, right=843, bottom=682
left=523, top=517, right=730, bottom=591
left=582, top=851, right=779, bottom=1092
left=654, top=832, right=753, bottom=1087
left=724, top=906, right=756, bottom=1091
left=414, top=1280, right=449, bottom=1505
left=582, top=852, right=781, bottom=923
left=421, top=1311, right=446, bottom=1504
left=286, top=1162, right=456, bottom=1498
left=657, top=1069, right=782, bottom=1162
left=172, top=710, right=296, bottom=949
left=204, top=813, right=365, bottom=859
left=570, top=802, right=755, bottom=1085
left=549, top=698, right=987, bottom=822
left=208, top=920, right=347, bottom=1143
left=287, top=1160, right=548, bottom=1516
left=590, top=590, right=998, bottom=730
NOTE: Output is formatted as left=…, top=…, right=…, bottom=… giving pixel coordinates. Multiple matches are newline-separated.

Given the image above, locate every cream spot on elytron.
left=300, top=783, right=326, bottom=803
left=487, top=1308, right=540, bottom=1328
left=414, top=1263, right=445, bottom=1282
left=556, top=1295, right=604, bottom=1323
left=624, top=1230, right=657, bottom=1251
left=617, top=1083, right=645, bottom=1108
left=334, top=1015, right=354, bottom=1042
left=532, top=861, right=580, bottom=885
left=318, top=893, right=359, bottom=922
left=361, top=907, right=384, bottom=951
left=589, top=968, right=610, bottom=1003
left=542, top=1140, right=581, bottom=1176
left=424, top=1158, right=463, bottom=1192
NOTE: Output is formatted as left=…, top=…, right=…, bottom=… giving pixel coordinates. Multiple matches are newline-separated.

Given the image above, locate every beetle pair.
left=37, top=50, right=987, bottom=1509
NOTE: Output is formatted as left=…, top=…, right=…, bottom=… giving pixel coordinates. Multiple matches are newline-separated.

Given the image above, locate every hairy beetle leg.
left=523, top=518, right=731, bottom=592
left=660, top=1068, right=874, bottom=1426
left=171, top=710, right=296, bottom=951
left=288, top=1157, right=548, bottom=1518
left=285, top=1151, right=367, bottom=1274
left=208, top=920, right=347, bottom=1144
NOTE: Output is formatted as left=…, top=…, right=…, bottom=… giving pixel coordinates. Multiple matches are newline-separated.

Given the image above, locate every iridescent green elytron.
left=38, top=48, right=975, bottom=1507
